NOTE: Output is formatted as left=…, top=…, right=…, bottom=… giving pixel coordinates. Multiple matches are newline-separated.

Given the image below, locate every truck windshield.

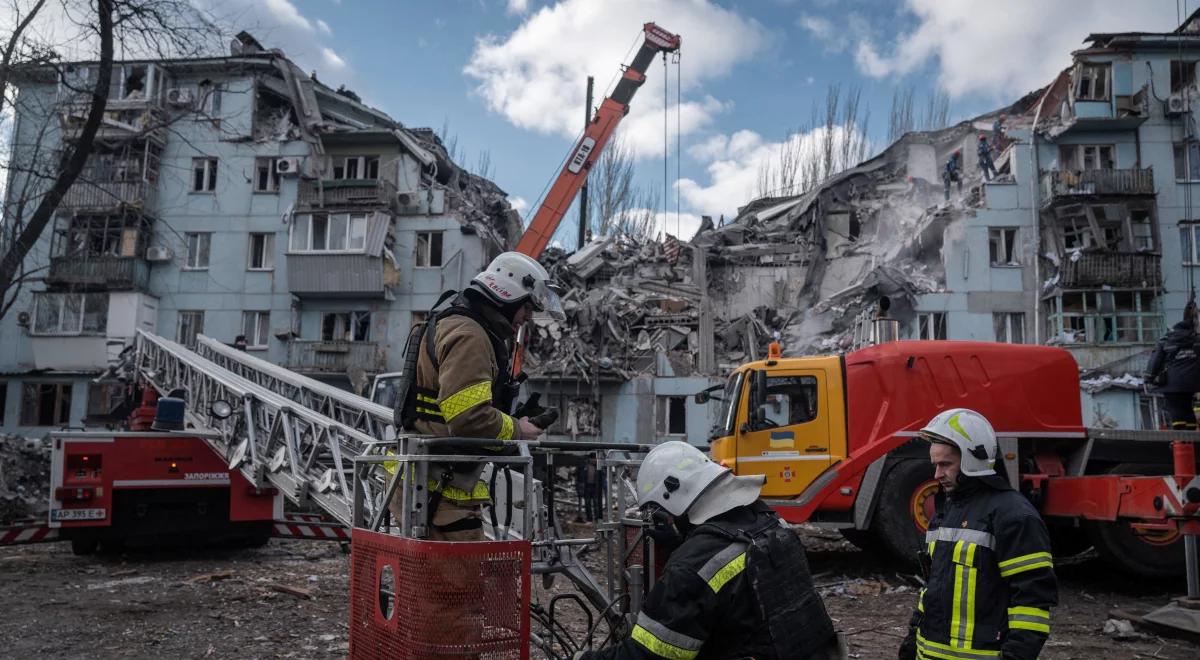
left=371, top=374, right=402, bottom=408
left=712, top=371, right=744, bottom=440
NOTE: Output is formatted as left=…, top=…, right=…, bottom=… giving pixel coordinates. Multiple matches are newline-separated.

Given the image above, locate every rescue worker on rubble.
left=1146, top=302, right=1200, bottom=429
left=943, top=150, right=962, bottom=201
left=992, top=113, right=1007, bottom=152
left=579, top=441, right=845, bottom=660
left=899, top=409, right=1058, bottom=660
left=388, top=251, right=564, bottom=540
left=978, top=134, right=997, bottom=181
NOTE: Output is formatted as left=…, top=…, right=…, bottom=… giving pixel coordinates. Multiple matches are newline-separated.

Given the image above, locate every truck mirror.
left=693, top=384, right=723, bottom=405
left=694, top=391, right=709, bottom=404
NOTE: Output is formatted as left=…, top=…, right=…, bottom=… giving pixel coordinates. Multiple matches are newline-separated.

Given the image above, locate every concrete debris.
left=1079, top=372, right=1144, bottom=393
left=0, top=436, right=51, bottom=523
left=1102, top=618, right=1149, bottom=641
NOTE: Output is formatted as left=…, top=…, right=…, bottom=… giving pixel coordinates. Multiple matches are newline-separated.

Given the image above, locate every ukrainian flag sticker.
left=769, top=430, right=795, bottom=449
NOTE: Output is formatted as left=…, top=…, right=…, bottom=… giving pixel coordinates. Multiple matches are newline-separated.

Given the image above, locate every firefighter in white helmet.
left=580, top=441, right=844, bottom=659
left=899, top=409, right=1058, bottom=660
left=390, top=251, right=565, bottom=539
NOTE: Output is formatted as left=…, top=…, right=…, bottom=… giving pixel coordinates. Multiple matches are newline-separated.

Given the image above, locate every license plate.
left=51, top=508, right=106, bottom=521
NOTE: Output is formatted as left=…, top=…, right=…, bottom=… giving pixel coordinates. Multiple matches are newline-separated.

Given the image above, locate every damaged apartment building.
left=526, top=11, right=1200, bottom=439
left=0, top=33, right=520, bottom=434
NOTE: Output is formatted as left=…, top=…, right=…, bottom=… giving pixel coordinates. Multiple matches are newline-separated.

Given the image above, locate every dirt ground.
left=1, top=527, right=1197, bottom=659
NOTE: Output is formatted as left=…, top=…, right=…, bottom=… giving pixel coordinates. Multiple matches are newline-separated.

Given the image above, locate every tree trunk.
left=0, top=0, right=114, bottom=309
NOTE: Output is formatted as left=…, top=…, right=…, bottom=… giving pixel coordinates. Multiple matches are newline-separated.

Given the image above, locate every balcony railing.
left=46, top=256, right=150, bottom=291
left=285, top=340, right=384, bottom=374
left=1040, top=168, right=1154, bottom=204
left=286, top=253, right=390, bottom=297
left=60, top=180, right=154, bottom=211
left=298, top=178, right=397, bottom=209
left=1056, top=252, right=1162, bottom=289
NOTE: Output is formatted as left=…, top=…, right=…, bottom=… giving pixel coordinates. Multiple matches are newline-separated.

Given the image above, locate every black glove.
left=646, top=509, right=684, bottom=553
left=513, top=392, right=547, bottom=419
left=529, top=409, right=559, bottom=429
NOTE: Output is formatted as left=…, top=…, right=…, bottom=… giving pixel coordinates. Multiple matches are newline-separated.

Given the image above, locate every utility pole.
left=578, top=76, right=594, bottom=251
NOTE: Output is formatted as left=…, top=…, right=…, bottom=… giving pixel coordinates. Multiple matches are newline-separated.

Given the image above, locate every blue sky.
left=228, top=0, right=1184, bottom=246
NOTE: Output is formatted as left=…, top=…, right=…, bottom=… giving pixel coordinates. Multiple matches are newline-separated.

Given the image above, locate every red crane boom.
left=514, top=22, right=681, bottom=257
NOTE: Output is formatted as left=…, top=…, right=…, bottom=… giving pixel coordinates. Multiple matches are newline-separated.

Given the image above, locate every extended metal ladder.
left=132, top=330, right=394, bottom=528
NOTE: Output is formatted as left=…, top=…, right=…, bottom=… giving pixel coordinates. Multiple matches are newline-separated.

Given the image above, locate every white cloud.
left=316, top=19, right=332, bottom=35
left=321, top=47, right=347, bottom=70
left=853, top=0, right=1179, bottom=98
left=263, top=0, right=315, bottom=31
left=464, top=0, right=767, bottom=157
left=509, top=195, right=530, bottom=214
left=507, top=0, right=530, bottom=14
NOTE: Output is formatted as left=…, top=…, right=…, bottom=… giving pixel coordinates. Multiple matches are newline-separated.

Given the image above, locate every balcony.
left=286, top=253, right=393, bottom=298
left=60, top=180, right=155, bottom=212
left=1057, top=252, right=1161, bottom=289
left=285, top=340, right=384, bottom=375
left=47, top=256, right=150, bottom=291
left=59, top=100, right=167, bottom=143
left=298, top=178, right=397, bottom=210
left=1040, top=168, right=1154, bottom=206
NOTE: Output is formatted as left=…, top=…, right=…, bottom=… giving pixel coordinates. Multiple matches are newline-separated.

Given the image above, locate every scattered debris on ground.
left=0, top=435, right=51, bottom=523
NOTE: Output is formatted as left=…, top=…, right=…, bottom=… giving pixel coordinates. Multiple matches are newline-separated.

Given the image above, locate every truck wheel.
left=873, top=459, right=938, bottom=568
left=1085, top=463, right=1184, bottom=579
left=70, top=538, right=99, bottom=556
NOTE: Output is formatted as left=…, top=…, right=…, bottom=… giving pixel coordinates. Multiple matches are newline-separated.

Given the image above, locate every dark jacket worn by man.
left=1147, top=319, right=1200, bottom=429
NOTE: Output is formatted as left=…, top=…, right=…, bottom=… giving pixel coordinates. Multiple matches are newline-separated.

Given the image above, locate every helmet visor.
left=531, top=279, right=565, bottom=321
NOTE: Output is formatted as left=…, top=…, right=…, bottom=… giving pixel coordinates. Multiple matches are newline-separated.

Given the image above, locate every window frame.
left=988, top=227, right=1020, bottom=267
left=241, top=311, right=271, bottom=350
left=247, top=232, right=275, bottom=271
left=993, top=312, right=1026, bottom=344
left=288, top=213, right=369, bottom=253
left=31, top=292, right=108, bottom=336
left=1074, top=62, right=1111, bottom=101
left=176, top=310, right=204, bottom=348
left=1175, top=142, right=1200, bottom=182
left=656, top=395, right=688, bottom=436
left=20, top=382, right=73, bottom=426
left=331, top=155, right=380, bottom=181
left=415, top=230, right=444, bottom=268
left=916, top=312, right=948, bottom=340
left=320, top=310, right=372, bottom=342
left=254, top=157, right=281, bottom=193
left=190, top=157, right=218, bottom=193
left=183, top=232, right=211, bottom=270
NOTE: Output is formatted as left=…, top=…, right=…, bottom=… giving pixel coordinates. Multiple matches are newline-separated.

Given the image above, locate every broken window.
left=32, top=292, right=107, bottom=336
left=289, top=213, right=368, bottom=252
left=1075, top=62, right=1109, bottom=101
left=993, top=313, right=1025, bottom=344
left=248, top=233, right=274, bottom=270
left=1060, top=144, right=1114, bottom=171
left=1045, top=290, right=1162, bottom=344
left=191, top=157, right=218, bottom=192
left=200, top=82, right=222, bottom=116
left=656, top=396, right=688, bottom=435
left=184, top=232, right=211, bottom=269
left=1130, top=209, right=1155, bottom=251
left=988, top=228, right=1019, bottom=266
left=1172, top=60, right=1198, bottom=93
left=242, top=311, right=270, bottom=349
left=416, top=231, right=444, bottom=267
left=86, top=382, right=125, bottom=419
left=321, top=311, right=371, bottom=342
left=176, top=310, right=204, bottom=348
left=1139, top=394, right=1165, bottom=430
left=20, top=383, right=72, bottom=427
left=254, top=157, right=280, bottom=193
left=916, top=312, right=947, bottom=340
left=1182, top=224, right=1200, bottom=264
left=1175, top=142, right=1200, bottom=181
left=332, top=155, right=380, bottom=180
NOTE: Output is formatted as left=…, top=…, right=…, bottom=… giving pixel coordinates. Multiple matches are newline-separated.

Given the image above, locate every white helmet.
left=472, top=252, right=564, bottom=320
left=636, top=441, right=728, bottom=517
left=918, top=408, right=997, bottom=477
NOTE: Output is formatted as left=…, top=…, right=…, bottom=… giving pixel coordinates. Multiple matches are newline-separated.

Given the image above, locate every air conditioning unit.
left=166, top=88, right=194, bottom=107
left=1167, top=92, right=1188, bottom=116
left=146, top=246, right=173, bottom=262
left=396, top=190, right=422, bottom=215
left=274, top=156, right=303, bottom=176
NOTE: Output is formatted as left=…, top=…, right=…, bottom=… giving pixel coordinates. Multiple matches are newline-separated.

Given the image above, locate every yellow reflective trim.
left=998, top=551, right=1052, bottom=568
left=918, top=588, right=925, bottom=613
left=631, top=624, right=699, bottom=660
left=917, top=632, right=1001, bottom=658
left=416, top=406, right=445, bottom=419
left=416, top=394, right=439, bottom=404
left=1007, top=606, right=1049, bottom=619
left=929, top=540, right=936, bottom=557
left=497, top=414, right=514, bottom=440
left=440, top=381, right=493, bottom=422
left=965, top=543, right=978, bottom=647
left=430, top=478, right=490, bottom=502
left=706, top=551, right=747, bottom=593
left=999, top=558, right=1053, bottom=578
left=1008, top=621, right=1050, bottom=634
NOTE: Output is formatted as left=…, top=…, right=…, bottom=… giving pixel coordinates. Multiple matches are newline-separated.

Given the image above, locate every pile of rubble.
left=0, top=435, right=51, bottom=523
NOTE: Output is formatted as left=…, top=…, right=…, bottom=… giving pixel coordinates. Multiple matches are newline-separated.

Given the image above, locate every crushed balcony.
left=284, top=340, right=384, bottom=375
left=1040, top=168, right=1154, bottom=205
left=60, top=180, right=156, bottom=212
left=1056, top=252, right=1162, bottom=289
left=46, top=255, right=150, bottom=291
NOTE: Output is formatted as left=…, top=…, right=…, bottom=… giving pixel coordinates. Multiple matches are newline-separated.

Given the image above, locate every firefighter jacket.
left=581, top=501, right=839, bottom=660
left=409, top=288, right=523, bottom=505
left=1147, top=321, right=1200, bottom=394
left=901, top=478, right=1058, bottom=660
